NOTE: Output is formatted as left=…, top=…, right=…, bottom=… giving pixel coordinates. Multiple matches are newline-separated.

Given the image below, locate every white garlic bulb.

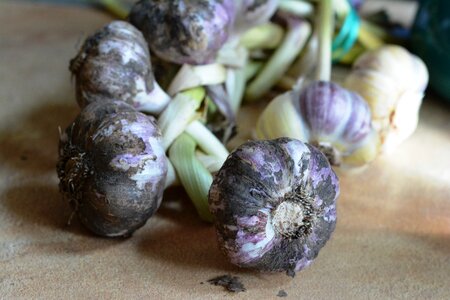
left=344, top=45, right=429, bottom=153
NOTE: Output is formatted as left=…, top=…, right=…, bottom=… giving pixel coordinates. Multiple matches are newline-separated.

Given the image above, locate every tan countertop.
left=0, top=2, right=449, bottom=299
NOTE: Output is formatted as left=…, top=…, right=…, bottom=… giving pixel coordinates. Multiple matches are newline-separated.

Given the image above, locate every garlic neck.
left=312, top=142, right=341, bottom=166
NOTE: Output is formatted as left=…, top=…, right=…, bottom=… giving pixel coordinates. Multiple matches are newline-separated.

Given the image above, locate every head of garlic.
left=57, top=100, right=168, bottom=237
left=344, top=45, right=429, bottom=153
left=70, top=21, right=170, bottom=115
left=256, top=81, right=379, bottom=168
left=129, top=0, right=235, bottom=65
left=209, top=138, right=339, bottom=276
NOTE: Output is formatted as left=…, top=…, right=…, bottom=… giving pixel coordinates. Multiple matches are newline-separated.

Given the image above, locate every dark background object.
left=411, top=0, right=450, bottom=101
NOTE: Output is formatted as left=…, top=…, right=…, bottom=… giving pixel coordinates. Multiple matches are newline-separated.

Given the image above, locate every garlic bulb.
left=256, top=81, right=379, bottom=167
left=70, top=21, right=170, bottom=115
left=57, top=100, right=168, bottom=237
left=344, top=45, right=429, bottom=152
left=129, top=0, right=235, bottom=65
left=209, top=138, right=339, bottom=276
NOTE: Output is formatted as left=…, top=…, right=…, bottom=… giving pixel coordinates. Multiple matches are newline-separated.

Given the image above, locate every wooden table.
left=1, top=2, right=449, bottom=299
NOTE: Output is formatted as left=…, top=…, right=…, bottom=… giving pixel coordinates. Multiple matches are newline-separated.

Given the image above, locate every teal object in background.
left=411, top=0, right=450, bottom=101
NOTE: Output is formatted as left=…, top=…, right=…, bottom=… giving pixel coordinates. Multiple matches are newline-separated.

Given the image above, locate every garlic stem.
left=165, top=159, right=179, bottom=188
left=244, top=61, right=263, bottom=81
left=97, top=0, right=129, bottom=19
left=276, top=75, right=297, bottom=90
left=240, top=22, right=285, bottom=50
left=316, top=0, right=333, bottom=81
left=216, top=36, right=248, bottom=68
left=169, top=133, right=214, bottom=222
left=158, top=87, right=205, bottom=150
left=185, top=120, right=229, bottom=163
left=226, top=67, right=246, bottom=113
left=278, top=0, right=314, bottom=17
left=246, top=18, right=311, bottom=102
left=168, top=63, right=227, bottom=96
left=138, top=81, right=171, bottom=115
left=332, top=0, right=350, bottom=18
left=195, top=151, right=224, bottom=173
left=288, top=32, right=318, bottom=79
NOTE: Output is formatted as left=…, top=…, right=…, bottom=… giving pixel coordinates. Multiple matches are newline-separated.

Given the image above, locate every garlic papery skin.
left=209, top=138, right=339, bottom=276
left=57, top=100, right=168, bottom=237
left=129, top=0, right=235, bottom=65
left=256, top=81, right=379, bottom=167
left=344, top=45, right=429, bottom=153
left=70, top=21, right=170, bottom=115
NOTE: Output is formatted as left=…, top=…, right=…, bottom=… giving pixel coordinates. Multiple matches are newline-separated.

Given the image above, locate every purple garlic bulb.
left=209, top=138, right=339, bottom=276
left=57, top=100, right=168, bottom=237
left=257, top=81, right=380, bottom=167
left=234, top=0, right=279, bottom=32
left=297, top=82, right=376, bottom=164
left=129, top=0, right=235, bottom=65
left=70, top=21, right=170, bottom=115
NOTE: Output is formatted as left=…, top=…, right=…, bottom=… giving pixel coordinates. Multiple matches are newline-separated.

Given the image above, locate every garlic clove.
left=381, top=89, right=423, bottom=153
left=345, top=69, right=400, bottom=120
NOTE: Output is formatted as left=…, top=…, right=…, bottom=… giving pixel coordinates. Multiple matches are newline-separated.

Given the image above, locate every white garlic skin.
left=344, top=45, right=429, bottom=153
left=70, top=21, right=170, bottom=115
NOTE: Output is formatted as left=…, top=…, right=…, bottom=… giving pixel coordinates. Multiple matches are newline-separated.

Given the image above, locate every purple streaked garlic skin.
left=69, top=21, right=169, bottom=115
left=129, top=0, right=235, bottom=65
left=209, top=138, right=339, bottom=276
left=296, top=81, right=375, bottom=165
left=299, top=82, right=372, bottom=141
left=57, top=101, right=168, bottom=237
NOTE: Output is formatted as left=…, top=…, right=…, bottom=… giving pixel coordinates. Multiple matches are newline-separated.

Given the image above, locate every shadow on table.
left=137, top=187, right=237, bottom=272
left=0, top=100, right=78, bottom=175
left=0, top=100, right=124, bottom=254
left=420, top=94, right=450, bottom=131
left=137, top=188, right=292, bottom=291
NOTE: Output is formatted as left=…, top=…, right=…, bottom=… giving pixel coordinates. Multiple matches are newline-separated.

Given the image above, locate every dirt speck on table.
left=207, top=275, right=246, bottom=293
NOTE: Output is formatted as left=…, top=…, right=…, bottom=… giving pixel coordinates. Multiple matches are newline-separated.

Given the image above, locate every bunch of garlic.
left=344, top=45, right=429, bottom=153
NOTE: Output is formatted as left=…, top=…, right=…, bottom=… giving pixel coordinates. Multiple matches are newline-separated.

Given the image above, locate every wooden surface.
left=1, top=2, right=449, bottom=299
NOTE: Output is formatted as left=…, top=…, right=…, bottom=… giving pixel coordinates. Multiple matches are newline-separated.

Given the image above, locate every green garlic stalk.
left=168, top=64, right=227, bottom=96
left=316, top=0, right=333, bottom=81
left=97, top=0, right=129, bottom=19
left=278, top=0, right=314, bottom=17
left=245, top=17, right=312, bottom=101
left=169, top=134, right=214, bottom=222
left=240, top=22, right=285, bottom=50
left=158, top=87, right=230, bottom=222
